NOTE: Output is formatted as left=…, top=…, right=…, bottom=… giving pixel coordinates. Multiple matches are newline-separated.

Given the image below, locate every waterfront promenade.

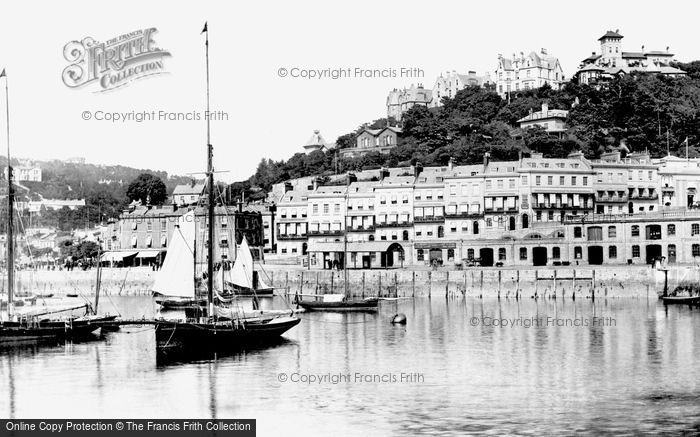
left=12, top=263, right=697, bottom=299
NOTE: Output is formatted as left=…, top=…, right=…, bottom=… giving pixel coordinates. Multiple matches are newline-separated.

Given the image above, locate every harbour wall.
left=12, top=265, right=700, bottom=299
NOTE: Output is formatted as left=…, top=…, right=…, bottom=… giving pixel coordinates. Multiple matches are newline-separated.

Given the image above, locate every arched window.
left=402, top=230, right=409, bottom=241
left=473, top=221, right=479, bottom=235
left=509, top=216, right=516, bottom=231
left=522, top=214, right=529, bottom=229
left=368, top=234, right=375, bottom=241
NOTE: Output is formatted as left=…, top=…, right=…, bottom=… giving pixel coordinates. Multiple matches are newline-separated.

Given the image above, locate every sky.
left=0, top=0, right=697, bottom=182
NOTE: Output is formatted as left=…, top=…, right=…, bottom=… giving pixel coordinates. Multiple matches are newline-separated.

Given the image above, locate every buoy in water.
left=391, top=313, right=407, bottom=324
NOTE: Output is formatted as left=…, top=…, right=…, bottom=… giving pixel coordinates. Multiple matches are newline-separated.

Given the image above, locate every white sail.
left=230, top=237, right=254, bottom=289
left=152, top=211, right=196, bottom=298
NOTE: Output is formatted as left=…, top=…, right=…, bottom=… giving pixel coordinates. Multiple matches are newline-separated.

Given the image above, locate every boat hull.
left=661, top=296, right=700, bottom=305
left=0, top=316, right=113, bottom=345
left=297, top=298, right=379, bottom=312
left=155, top=316, right=301, bottom=351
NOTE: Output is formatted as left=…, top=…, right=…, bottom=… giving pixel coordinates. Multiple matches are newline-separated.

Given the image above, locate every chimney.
left=641, top=45, right=645, bottom=52
left=567, top=151, right=585, bottom=161
left=347, top=172, right=357, bottom=185
left=541, top=48, right=547, bottom=55
left=380, top=167, right=390, bottom=180
left=413, top=163, right=423, bottom=178
left=666, top=46, right=670, bottom=53
left=483, top=152, right=491, bottom=167
left=592, top=51, right=596, bottom=56
left=448, top=157, right=454, bottom=170
left=615, top=28, right=619, bottom=33
left=541, top=102, right=549, bottom=114
left=190, top=179, right=196, bottom=188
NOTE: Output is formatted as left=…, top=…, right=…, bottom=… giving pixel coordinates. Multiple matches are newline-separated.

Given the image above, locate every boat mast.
left=343, top=189, right=348, bottom=299
left=203, top=23, right=214, bottom=318
left=2, top=69, right=13, bottom=318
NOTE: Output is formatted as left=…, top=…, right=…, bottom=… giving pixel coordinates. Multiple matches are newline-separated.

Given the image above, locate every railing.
left=376, top=221, right=413, bottom=228
left=629, top=193, right=659, bottom=200
left=346, top=225, right=376, bottom=232
left=532, top=203, right=591, bottom=210
left=564, top=208, right=700, bottom=224
left=444, top=212, right=483, bottom=219
left=414, top=216, right=445, bottom=223
left=595, top=194, right=627, bottom=202
left=308, top=230, right=344, bottom=236
left=277, top=233, right=308, bottom=240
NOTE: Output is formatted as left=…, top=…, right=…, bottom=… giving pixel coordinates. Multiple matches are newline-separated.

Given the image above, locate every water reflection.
left=0, top=296, right=699, bottom=434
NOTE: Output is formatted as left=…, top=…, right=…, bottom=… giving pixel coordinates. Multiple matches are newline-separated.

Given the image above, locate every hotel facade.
left=272, top=151, right=700, bottom=268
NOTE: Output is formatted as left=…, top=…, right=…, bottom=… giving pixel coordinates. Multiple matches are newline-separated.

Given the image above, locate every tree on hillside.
left=126, top=173, right=167, bottom=205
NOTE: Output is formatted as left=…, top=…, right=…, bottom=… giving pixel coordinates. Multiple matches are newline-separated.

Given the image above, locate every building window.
left=552, top=247, right=560, bottom=259
left=417, top=249, right=424, bottom=261
left=369, top=235, right=375, bottom=241
left=693, top=223, right=700, bottom=236
left=473, top=221, right=479, bottom=234
left=536, top=176, right=541, bottom=186
left=467, top=248, right=475, bottom=259
left=574, top=227, right=582, bottom=238
left=437, top=226, right=444, bottom=238
left=574, top=246, right=582, bottom=259
left=668, top=224, right=676, bottom=236
left=587, top=226, right=602, bottom=241
left=631, top=225, right=640, bottom=237
left=609, top=246, right=617, bottom=259
left=323, top=204, right=329, bottom=214
left=632, top=245, right=640, bottom=258
left=519, top=248, right=527, bottom=260
left=608, top=226, right=616, bottom=238
left=312, top=204, right=318, bottom=214
left=447, top=249, right=455, bottom=261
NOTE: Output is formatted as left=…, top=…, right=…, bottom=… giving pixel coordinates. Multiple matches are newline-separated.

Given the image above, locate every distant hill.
left=0, top=158, right=197, bottom=230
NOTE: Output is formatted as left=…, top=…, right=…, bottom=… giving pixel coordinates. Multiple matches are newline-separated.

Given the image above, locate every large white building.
left=5, top=160, right=42, bottom=182
left=574, top=30, right=686, bottom=85
left=495, top=49, right=565, bottom=97
left=430, top=71, right=492, bottom=107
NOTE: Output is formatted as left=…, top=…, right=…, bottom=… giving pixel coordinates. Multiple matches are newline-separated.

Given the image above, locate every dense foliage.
left=230, top=68, right=700, bottom=200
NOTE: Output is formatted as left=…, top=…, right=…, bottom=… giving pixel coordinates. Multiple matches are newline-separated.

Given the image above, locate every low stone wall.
left=13, top=264, right=700, bottom=299
left=14, top=267, right=156, bottom=297
left=268, top=265, right=699, bottom=299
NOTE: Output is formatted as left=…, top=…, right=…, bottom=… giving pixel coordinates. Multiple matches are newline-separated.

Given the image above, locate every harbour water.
left=1, top=296, right=700, bottom=435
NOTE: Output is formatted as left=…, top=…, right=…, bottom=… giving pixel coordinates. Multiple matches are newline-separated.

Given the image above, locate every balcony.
left=346, top=225, right=376, bottom=232
left=444, top=212, right=483, bottom=219
left=414, top=216, right=445, bottom=223
left=629, top=193, right=659, bottom=200
left=532, top=203, right=591, bottom=210
left=376, top=221, right=413, bottom=228
left=277, top=233, right=308, bottom=240
left=595, top=194, right=627, bottom=203
left=308, top=229, right=344, bottom=236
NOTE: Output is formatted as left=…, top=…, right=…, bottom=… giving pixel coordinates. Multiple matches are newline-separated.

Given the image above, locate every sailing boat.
left=296, top=188, right=379, bottom=312
left=218, top=236, right=273, bottom=296
left=152, top=210, right=206, bottom=309
left=0, top=68, right=114, bottom=344
left=153, top=23, right=300, bottom=351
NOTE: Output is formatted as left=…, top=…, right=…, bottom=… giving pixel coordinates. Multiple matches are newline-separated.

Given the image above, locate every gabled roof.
left=361, top=127, right=402, bottom=136
left=172, top=183, right=205, bottom=196
left=598, top=30, right=623, bottom=40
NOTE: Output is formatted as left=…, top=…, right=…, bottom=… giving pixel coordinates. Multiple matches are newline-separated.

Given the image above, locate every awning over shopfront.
left=307, top=241, right=400, bottom=253
left=136, top=249, right=164, bottom=259
left=100, top=251, right=138, bottom=262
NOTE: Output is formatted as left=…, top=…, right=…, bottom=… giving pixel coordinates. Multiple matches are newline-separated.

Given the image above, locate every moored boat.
left=152, top=24, right=300, bottom=352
